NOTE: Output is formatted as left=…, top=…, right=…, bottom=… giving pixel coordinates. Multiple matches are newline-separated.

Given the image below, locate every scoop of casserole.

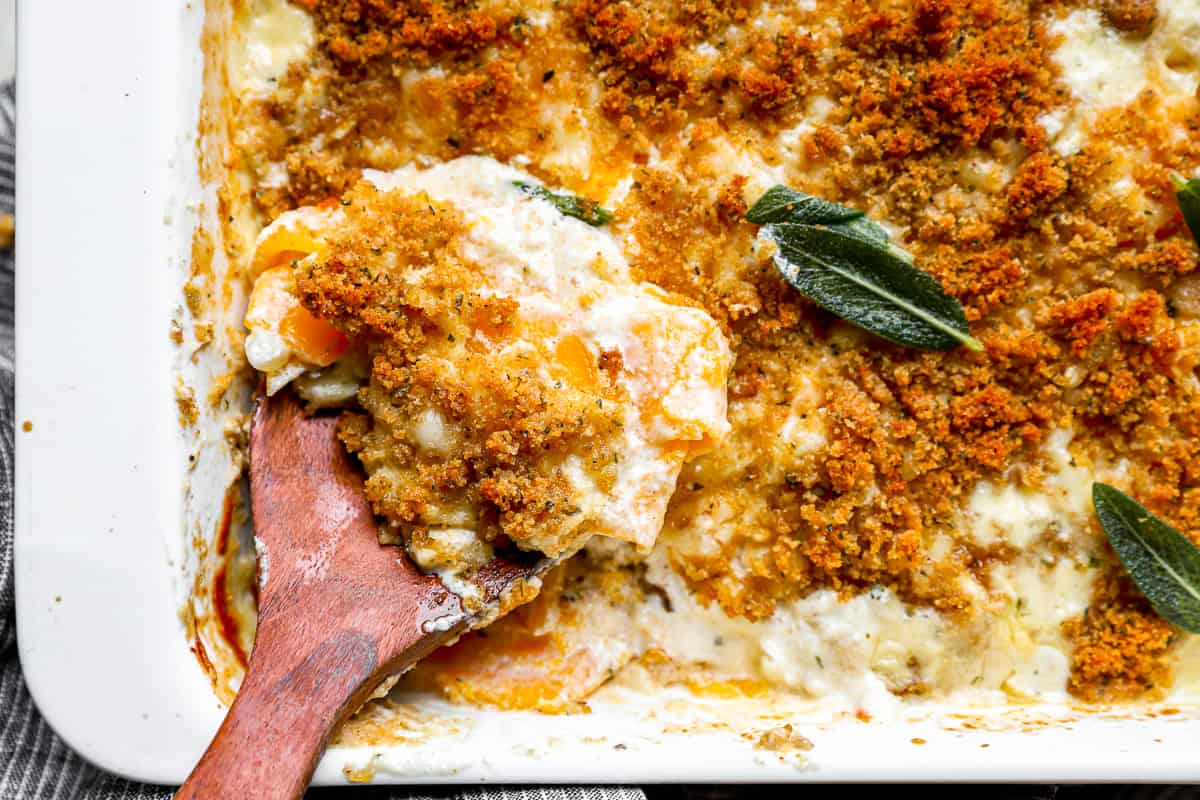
left=242, top=157, right=732, bottom=607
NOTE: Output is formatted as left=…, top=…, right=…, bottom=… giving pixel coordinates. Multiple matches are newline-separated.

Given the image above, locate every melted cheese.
left=1043, top=3, right=1200, bottom=156
left=228, top=0, right=315, bottom=97
left=631, top=535, right=1101, bottom=712
left=628, top=543, right=973, bottom=715
left=965, top=429, right=1095, bottom=549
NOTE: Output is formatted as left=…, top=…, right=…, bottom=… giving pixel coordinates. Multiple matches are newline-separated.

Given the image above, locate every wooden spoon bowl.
left=176, top=390, right=549, bottom=799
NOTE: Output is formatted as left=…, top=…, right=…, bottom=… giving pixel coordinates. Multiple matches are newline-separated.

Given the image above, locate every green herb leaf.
left=514, top=181, right=613, bottom=226
left=1171, top=172, right=1200, bottom=245
left=747, top=185, right=890, bottom=247
left=1093, top=482, right=1200, bottom=633
left=748, top=186, right=982, bottom=351
left=747, top=185, right=865, bottom=225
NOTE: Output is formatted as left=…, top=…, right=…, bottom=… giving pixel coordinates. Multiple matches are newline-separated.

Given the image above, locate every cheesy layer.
left=225, top=0, right=1200, bottom=713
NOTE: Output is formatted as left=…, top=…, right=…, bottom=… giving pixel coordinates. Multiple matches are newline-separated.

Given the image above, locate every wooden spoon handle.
left=176, top=393, right=548, bottom=796
left=175, top=627, right=379, bottom=800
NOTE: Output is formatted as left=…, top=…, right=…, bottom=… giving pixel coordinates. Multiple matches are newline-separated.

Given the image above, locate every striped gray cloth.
left=0, top=80, right=639, bottom=800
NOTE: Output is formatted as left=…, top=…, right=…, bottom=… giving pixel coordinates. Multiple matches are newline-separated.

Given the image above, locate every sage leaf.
left=747, top=185, right=890, bottom=247
left=747, top=185, right=865, bottom=226
left=1171, top=172, right=1200, bottom=245
left=749, top=186, right=982, bottom=351
left=1093, top=482, right=1200, bottom=633
left=514, top=181, right=613, bottom=226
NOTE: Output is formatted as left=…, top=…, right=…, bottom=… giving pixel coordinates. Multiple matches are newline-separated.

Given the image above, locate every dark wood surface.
left=176, top=392, right=543, bottom=800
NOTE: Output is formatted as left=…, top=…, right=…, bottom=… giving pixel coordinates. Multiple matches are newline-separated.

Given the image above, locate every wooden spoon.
left=176, top=390, right=547, bottom=799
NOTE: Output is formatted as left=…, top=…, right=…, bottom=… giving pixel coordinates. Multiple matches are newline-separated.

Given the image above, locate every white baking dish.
left=14, top=0, right=1200, bottom=786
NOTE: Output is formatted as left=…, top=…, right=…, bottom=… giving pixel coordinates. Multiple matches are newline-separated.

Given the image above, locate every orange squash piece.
left=280, top=304, right=348, bottom=366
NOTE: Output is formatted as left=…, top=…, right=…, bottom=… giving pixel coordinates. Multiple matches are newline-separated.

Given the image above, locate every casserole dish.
left=15, top=0, right=1200, bottom=785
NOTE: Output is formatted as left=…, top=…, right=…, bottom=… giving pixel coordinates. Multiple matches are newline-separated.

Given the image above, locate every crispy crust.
left=1063, top=570, right=1177, bottom=702
left=295, top=183, right=627, bottom=555
left=237, top=0, right=1200, bottom=702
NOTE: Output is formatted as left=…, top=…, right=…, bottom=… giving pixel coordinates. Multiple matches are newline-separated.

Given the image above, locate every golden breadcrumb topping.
left=295, top=0, right=513, bottom=68
left=1063, top=571, right=1178, bottom=702
left=233, top=0, right=1200, bottom=703
left=296, top=183, right=628, bottom=557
